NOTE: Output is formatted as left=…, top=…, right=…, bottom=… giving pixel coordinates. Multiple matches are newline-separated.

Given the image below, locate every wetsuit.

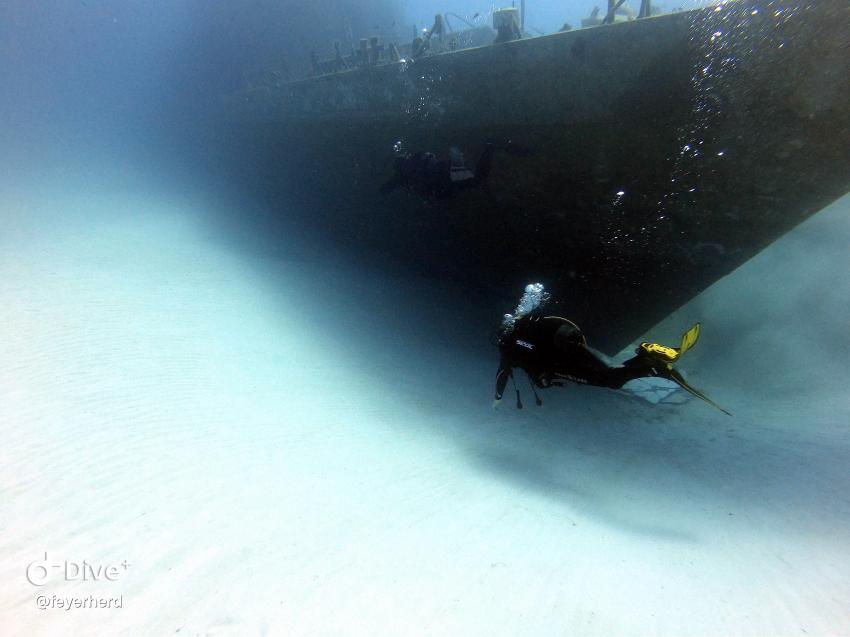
left=494, top=314, right=664, bottom=400
left=380, top=145, right=494, bottom=198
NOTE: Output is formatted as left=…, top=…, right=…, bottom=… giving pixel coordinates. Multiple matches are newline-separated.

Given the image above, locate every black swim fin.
left=667, top=367, right=732, bottom=417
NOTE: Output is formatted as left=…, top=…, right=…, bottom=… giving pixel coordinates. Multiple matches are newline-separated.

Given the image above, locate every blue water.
left=1, top=2, right=848, bottom=635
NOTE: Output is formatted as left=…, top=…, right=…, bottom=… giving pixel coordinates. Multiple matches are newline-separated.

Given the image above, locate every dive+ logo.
left=26, top=553, right=130, bottom=586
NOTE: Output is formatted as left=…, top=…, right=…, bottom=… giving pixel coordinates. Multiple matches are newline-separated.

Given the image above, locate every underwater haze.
left=1, top=1, right=849, bottom=636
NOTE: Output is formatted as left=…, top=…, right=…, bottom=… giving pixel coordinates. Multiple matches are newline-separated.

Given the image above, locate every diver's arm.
left=494, top=357, right=511, bottom=401
left=470, top=143, right=494, bottom=186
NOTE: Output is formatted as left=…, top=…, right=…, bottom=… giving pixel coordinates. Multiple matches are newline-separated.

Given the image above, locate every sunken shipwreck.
left=219, top=0, right=850, bottom=353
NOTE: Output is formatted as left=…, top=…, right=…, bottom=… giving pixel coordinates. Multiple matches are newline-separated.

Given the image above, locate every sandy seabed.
left=1, top=183, right=849, bottom=636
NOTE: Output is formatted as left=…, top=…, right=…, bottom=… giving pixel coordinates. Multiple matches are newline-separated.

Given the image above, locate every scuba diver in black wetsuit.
left=493, top=284, right=731, bottom=415
left=380, top=144, right=495, bottom=198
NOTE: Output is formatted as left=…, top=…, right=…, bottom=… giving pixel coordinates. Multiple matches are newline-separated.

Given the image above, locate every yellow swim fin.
left=641, top=323, right=730, bottom=415
left=678, top=323, right=701, bottom=357
left=640, top=323, right=701, bottom=365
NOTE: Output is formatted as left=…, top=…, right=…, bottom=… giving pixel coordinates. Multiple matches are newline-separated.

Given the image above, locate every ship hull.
left=223, top=0, right=850, bottom=353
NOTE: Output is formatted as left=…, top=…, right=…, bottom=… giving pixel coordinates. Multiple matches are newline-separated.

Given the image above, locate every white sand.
left=1, top=183, right=848, bottom=636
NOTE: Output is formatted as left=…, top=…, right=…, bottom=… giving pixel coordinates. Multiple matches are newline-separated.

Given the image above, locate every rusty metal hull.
left=224, top=0, right=850, bottom=353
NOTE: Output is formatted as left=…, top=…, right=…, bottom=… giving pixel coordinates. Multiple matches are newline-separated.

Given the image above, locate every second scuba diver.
left=380, top=144, right=495, bottom=199
left=380, top=141, right=531, bottom=199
